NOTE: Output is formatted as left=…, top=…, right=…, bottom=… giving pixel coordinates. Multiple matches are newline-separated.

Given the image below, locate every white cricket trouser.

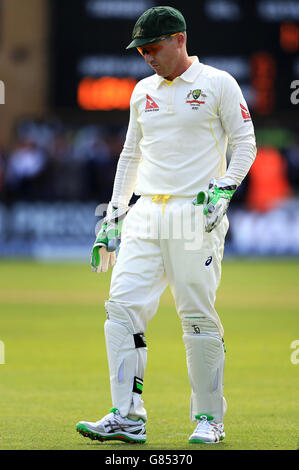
left=110, top=196, right=228, bottom=334
left=105, top=195, right=229, bottom=420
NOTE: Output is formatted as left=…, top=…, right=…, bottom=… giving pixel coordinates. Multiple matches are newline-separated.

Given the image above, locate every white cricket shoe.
left=76, top=407, right=146, bottom=444
left=189, top=414, right=225, bottom=444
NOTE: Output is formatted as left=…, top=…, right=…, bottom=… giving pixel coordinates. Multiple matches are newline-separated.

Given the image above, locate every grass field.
left=0, top=259, right=298, bottom=450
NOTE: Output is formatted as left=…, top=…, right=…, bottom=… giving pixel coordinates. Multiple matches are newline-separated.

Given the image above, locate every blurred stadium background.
left=0, top=0, right=299, bottom=259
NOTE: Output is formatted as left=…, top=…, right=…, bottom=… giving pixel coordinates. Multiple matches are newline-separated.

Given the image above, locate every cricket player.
left=76, top=6, right=256, bottom=444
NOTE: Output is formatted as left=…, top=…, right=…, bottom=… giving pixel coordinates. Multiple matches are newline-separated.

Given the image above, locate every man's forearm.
left=218, top=141, right=257, bottom=187
left=111, top=153, right=140, bottom=208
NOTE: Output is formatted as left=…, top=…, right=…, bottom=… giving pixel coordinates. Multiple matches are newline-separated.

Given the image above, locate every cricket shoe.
left=76, top=407, right=146, bottom=444
left=189, top=414, right=225, bottom=444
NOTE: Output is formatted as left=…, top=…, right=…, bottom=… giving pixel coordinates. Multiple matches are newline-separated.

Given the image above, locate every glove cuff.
left=106, top=202, right=129, bottom=224
left=211, top=176, right=238, bottom=190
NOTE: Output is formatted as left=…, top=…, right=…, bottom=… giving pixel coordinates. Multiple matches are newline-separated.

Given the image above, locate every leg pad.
left=105, top=301, right=147, bottom=420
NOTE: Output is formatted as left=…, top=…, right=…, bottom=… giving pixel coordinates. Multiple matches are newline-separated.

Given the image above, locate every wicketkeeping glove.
left=91, top=204, right=129, bottom=273
left=193, top=178, right=237, bottom=233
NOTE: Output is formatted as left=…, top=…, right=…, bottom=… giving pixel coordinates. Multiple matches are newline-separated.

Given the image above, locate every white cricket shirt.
left=112, top=57, right=256, bottom=206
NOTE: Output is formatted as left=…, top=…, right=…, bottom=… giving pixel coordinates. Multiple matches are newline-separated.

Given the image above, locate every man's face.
left=137, top=34, right=181, bottom=79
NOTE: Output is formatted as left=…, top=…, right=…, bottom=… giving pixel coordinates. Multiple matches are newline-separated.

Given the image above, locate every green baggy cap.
left=126, top=6, right=186, bottom=49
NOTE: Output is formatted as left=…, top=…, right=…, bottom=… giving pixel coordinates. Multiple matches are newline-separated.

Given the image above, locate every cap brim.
left=126, top=36, right=162, bottom=49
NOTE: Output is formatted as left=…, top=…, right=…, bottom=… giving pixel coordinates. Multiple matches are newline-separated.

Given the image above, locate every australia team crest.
left=186, top=89, right=207, bottom=109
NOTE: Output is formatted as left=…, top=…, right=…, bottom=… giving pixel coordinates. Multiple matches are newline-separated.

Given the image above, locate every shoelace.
left=195, top=416, right=211, bottom=431
left=101, top=409, right=142, bottom=433
left=194, top=415, right=222, bottom=435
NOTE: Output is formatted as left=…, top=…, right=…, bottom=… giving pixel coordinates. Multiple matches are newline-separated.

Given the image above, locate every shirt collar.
left=155, top=57, right=203, bottom=89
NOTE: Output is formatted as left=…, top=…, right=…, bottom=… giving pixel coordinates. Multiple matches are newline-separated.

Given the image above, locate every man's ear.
left=177, top=32, right=186, bottom=48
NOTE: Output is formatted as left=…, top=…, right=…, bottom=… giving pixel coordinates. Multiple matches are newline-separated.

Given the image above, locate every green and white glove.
left=91, top=203, right=128, bottom=273
left=193, top=178, right=237, bottom=233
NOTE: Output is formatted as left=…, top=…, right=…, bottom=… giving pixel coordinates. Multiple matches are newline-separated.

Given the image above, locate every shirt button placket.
left=166, top=82, right=175, bottom=114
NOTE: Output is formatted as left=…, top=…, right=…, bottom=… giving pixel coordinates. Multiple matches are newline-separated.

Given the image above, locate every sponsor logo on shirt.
left=145, top=94, right=159, bottom=112
left=186, top=89, right=207, bottom=109
left=240, top=103, right=251, bottom=122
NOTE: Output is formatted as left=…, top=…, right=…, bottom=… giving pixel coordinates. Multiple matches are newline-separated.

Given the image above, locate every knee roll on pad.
left=181, top=316, right=222, bottom=340
left=182, top=317, right=226, bottom=423
left=105, top=301, right=147, bottom=420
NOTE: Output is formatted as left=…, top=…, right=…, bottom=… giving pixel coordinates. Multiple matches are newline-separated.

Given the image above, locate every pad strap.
left=134, top=333, right=147, bottom=348
left=133, top=377, right=143, bottom=394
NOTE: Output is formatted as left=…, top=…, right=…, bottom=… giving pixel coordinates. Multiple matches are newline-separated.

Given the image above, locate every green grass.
left=0, top=259, right=298, bottom=450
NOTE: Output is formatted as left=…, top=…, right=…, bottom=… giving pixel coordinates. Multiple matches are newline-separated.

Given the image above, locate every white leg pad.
left=182, top=317, right=226, bottom=423
left=104, top=301, right=147, bottom=421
